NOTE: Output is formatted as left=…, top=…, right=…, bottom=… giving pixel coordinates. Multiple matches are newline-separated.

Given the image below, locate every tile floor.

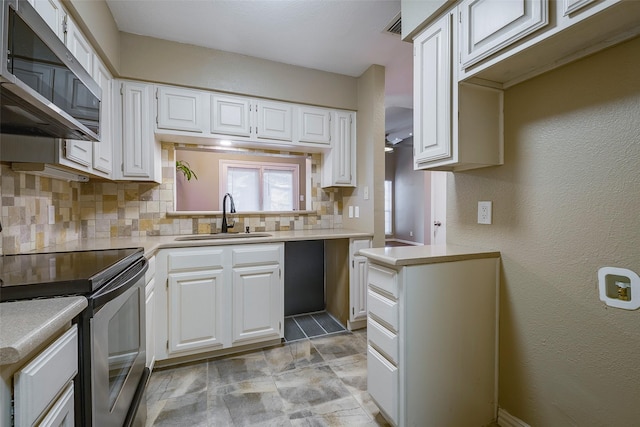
left=145, top=329, right=391, bottom=426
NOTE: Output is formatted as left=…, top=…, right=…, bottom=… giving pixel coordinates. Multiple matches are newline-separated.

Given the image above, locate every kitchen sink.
left=175, top=233, right=272, bottom=241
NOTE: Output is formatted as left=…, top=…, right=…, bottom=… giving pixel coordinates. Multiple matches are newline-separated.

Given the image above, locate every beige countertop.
left=359, top=244, right=500, bottom=267
left=34, top=228, right=373, bottom=258
left=0, top=296, right=87, bottom=365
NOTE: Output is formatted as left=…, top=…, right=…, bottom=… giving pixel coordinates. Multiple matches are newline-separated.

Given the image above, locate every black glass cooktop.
left=0, top=248, right=144, bottom=302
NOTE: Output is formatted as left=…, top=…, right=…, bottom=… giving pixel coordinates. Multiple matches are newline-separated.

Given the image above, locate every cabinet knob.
left=434, top=221, right=442, bottom=227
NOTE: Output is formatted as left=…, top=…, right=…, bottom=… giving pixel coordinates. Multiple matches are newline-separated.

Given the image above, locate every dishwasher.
left=284, top=240, right=325, bottom=315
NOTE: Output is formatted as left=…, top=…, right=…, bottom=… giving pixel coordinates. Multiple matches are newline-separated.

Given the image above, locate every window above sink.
left=174, top=147, right=311, bottom=213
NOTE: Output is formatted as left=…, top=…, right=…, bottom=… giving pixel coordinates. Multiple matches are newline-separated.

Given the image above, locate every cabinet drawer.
left=39, top=381, right=74, bottom=427
left=231, top=244, right=281, bottom=267
left=368, top=263, right=398, bottom=297
left=367, top=288, right=399, bottom=332
left=367, top=317, right=399, bottom=364
left=367, top=345, right=399, bottom=426
left=168, top=248, right=225, bottom=271
left=14, top=326, right=78, bottom=427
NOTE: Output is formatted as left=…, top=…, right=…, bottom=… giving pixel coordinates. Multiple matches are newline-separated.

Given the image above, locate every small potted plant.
left=176, top=160, right=198, bottom=181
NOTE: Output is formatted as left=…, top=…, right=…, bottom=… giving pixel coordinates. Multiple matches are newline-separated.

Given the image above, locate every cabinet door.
left=256, top=100, right=293, bottom=141
left=92, top=59, right=113, bottom=176
left=64, top=17, right=93, bottom=74
left=298, top=106, right=331, bottom=145
left=120, top=81, right=156, bottom=180
left=459, top=0, right=549, bottom=68
left=562, top=0, right=599, bottom=16
left=413, top=12, right=453, bottom=167
left=350, top=238, right=371, bottom=322
left=31, top=0, right=65, bottom=40
left=211, top=94, right=252, bottom=137
left=61, top=140, right=92, bottom=168
left=168, top=269, right=225, bottom=354
left=145, top=277, right=156, bottom=369
left=157, top=86, right=206, bottom=133
left=333, top=111, right=355, bottom=185
left=232, top=264, right=282, bottom=345
left=322, top=111, right=355, bottom=188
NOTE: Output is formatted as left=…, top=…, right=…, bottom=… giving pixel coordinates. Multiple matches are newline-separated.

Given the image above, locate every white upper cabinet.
left=322, top=111, right=356, bottom=187
left=562, top=0, right=600, bottom=15
left=92, top=59, right=113, bottom=176
left=117, top=80, right=161, bottom=183
left=459, top=0, right=549, bottom=69
left=256, top=100, right=293, bottom=141
left=156, top=86, right=207, bottom=133
left=64, top=17, right=93, bottom=74
left=414, top=11, right=504, bottom=171
left=211, top=94, right=252, bottom=137
left=413, top=13, right=453, bottom=166
left=297, top=106, right=331, bottom=145
left=454, top=0, right=640, bottom=85
left=30, top=0, right=65, bottom=40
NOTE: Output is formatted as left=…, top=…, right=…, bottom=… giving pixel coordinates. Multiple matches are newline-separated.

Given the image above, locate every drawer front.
left=39, top=381, right=74, bottom=427
left=231, top=244, right=281, bottom=267
left=367, top=317, right=399, bottom=364
left=367, top=345, right=399, bottom=426
left=168, top=248, right=225, bottom=271
left=367, top=288, right=399, bottom=332
left=14, top=326, right=78, bottom=427
left=368, top=263, right=398, bottom=298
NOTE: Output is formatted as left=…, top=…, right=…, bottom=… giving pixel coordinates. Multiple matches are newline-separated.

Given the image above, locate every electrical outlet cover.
left=478, top=201, right=492, bottom=225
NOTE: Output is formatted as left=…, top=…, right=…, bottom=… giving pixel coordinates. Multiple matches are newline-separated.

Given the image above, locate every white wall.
left=447, top=36, right=640, bottom=426
left=119, top=33, right=358, bottom=111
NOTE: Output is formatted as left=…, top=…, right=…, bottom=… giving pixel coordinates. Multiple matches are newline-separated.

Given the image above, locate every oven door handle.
left=91, top=258, right=148, bottom=311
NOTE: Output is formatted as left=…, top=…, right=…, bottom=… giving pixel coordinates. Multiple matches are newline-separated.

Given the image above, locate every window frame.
left=219, top=159, right=300, bottom=212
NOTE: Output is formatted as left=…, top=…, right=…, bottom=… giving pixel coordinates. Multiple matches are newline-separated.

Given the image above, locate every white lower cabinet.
left=168, top=268, right=226, bottom=353
left=155, top=244, right=284, bottom=361
left=364, top=256, right=499, bottom=426
left=348, top=238, right=371, bottom=328
left=232, top=263, right=282, bottom=344
left=13, top=326, right=78, bottom=427
left=145, top=255, right=156, bottom=370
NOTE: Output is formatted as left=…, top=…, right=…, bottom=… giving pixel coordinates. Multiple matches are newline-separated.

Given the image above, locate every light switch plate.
left=348, top=206, right=354, bottom=218
left=478, top=201, right=492, bottom=225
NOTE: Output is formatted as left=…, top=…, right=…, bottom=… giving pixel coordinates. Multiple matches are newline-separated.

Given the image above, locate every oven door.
left=91, top=261, right=147, bottom=427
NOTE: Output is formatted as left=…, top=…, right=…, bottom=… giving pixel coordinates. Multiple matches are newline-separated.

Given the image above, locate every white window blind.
left=221, top=160, right=299, bottom=211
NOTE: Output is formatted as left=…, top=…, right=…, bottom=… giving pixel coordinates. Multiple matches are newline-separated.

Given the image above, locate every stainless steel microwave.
left=0, top=0, right=101, bottom=141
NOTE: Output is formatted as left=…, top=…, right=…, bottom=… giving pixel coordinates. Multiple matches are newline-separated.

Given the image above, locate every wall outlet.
left=478, top=201, right=492, bottom=225
left=364, top=186, right=370, bottom=200
left=355, top=206, right=360, bottom=218
left=348, top=206, right=354, bottom=218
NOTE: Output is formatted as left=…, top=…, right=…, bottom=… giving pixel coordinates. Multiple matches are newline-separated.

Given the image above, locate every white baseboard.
left=498, top=408, right=530, bottom=427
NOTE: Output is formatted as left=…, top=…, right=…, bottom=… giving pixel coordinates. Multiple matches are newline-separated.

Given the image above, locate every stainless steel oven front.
left=78, top=257, right=148, bottom=427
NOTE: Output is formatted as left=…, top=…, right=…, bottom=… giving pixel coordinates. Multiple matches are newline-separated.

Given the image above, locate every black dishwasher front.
left=284, top=240, right=325, bottom=315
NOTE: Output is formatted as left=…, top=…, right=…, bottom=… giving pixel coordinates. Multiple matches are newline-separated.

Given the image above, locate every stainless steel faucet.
left=221, top=193, right=236, bottom=233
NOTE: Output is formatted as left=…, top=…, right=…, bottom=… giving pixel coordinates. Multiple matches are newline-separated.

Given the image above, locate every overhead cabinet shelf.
left=411, top=0, right=640, bottom=172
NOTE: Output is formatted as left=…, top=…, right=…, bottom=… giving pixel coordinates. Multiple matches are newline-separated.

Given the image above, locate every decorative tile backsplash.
left=0, top=143, right=343, bottom=255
